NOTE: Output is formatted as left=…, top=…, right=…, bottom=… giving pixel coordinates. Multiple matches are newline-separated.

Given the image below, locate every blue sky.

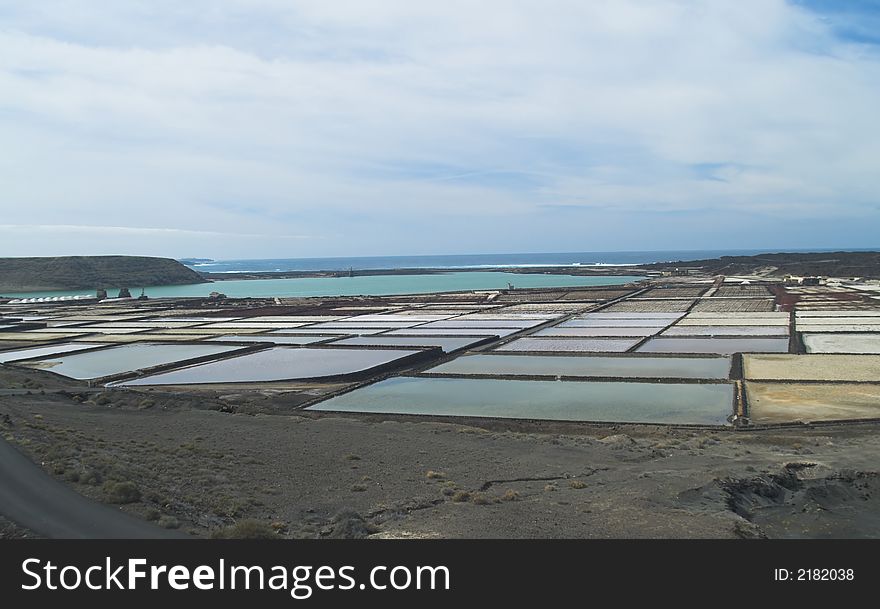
left=1, top=0, right=879, bottom=258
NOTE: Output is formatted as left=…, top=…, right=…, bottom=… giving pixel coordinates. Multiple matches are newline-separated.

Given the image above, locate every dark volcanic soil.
left=0, top=515, right=38, bottom=539
left=644, top=251, right=880, bottom=278
left=1, top=366, right=877, bottom=539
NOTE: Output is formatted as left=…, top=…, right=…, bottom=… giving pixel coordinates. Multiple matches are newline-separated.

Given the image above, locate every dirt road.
left=0, top=436, right=187, bottom=539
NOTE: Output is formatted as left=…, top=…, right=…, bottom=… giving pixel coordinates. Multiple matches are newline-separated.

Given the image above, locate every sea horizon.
left=179, top=247, right=878, bottom=274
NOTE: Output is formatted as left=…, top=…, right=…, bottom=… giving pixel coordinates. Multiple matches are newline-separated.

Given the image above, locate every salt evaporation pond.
left=118, top=347, right=423, bottom=385
left=662, top=326, right=788, bottom=337
left=743, top=354, right=880, bottom=382
left=204, top=335, right=333, bottom=345
left=582, top=313, right=684, bottom=319
left=387, top=328, right=518, bottom=337
left=561, top=319, right=670, bottom=328
left=418, top=319, right=542, bottom=329
left=0, top=343, right=105, bottom=363
left=677, top=317, right=789, bottom=326
left=328, top=335, right=487, bottom=352
left=803, top=333, right=880, bottom=354
left=496, top=338, right=640, bottom=352
left=637, top=337, right=789, bottom=354
left=535, top=327, right=655, bottom=337
left=309, top=377, right=734, bottom=425
left=745, top=382, right=880, bottom=424
left=425, top=354, right=731, bottom=379
left=21, top=343, right=241, bottom=380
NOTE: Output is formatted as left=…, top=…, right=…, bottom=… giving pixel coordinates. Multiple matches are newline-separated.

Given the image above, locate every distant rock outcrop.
left=644, top=251, right=880, bottom=279
left=0, top=256, right=206, bottom=293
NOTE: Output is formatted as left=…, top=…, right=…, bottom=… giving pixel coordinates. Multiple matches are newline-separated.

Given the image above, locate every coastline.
left=196, top=249, right=880, bottom=282
left=4, top=250, right=879, bottom=300
left=199, top=264, right=643, bottom=281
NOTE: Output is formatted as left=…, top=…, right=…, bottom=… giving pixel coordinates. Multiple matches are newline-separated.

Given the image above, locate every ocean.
left=183, top=249, right=771, bottom=274
left=4, top=249, right=835, bottom=300
left=3, top=272, right=642, bottom=300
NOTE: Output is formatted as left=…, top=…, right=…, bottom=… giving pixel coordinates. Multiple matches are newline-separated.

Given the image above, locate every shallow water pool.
left=118, top=347, right=424, bottom=385
left=425, top=354, right=731, bottom=379
left=662, top=326, right=788, bottom=337
left=309, top=377, right=733, bottom=425
left=204, top=335, right=333, bottom=345
left=561, top=319, right=670, bottom=328
left=21, top=343, right=241, bottom=380
left=387, top=328, right=518, bottom=337
left=536, top=327, right=655, bottom=337
left=637, top=337, right=789, bottom=354
left=328, top=335, right=487, bottom=352
left=0, top=343, right=105, bottom=363
left=494, top=337, right=641, bottom=352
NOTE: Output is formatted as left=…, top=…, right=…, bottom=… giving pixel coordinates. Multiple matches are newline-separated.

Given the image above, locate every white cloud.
left=0, top=0, right=878, bottom=256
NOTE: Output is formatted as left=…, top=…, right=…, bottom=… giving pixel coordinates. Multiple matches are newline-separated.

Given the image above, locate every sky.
left=1, top=0, right=879, bottom=259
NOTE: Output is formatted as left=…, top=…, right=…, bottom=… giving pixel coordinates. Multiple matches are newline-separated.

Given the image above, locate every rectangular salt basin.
left=796, top=311, right=880, bottom=317
left=269, top=328, right=388, bottom=336
left=453, top=313, right=556, bottom=320
left=418, top=319, right=543, bottom=329
left=46, top=321, right=113, bottom=328
left=387, top=328, right=518, bottom=337
left=0, top=332, right=91, bottom=342
left=341, top=314, right=454, bottom=322
left=79, top=321, right=202, bottom=328
left=21, top=343, right=242, bottom=380
left=308, top=321, right=425, bottom=329
left=495, top=338, right=639, bottom=352
left=421, top=304, right=503, bottom=309
left=117, top=347, right=423, bottom=385
left=690, top=301, right=776, bottom=313
left=146, top=317, right=243, bottom=323
left=47, top=315, right=151, bottom=322
left=535, top=327, right=654, bottom=338
left=75, top=334, right=215, bottom=343
left=398, top=309, right=477, bottom=315
left=148, top=328, right=268, bottom=335
left=560, top=319, right=669, bottom=328
left=499, top=305, right=591, bottom=314
left=637, top=337, right=789, bottom=354
left=310, top=377, right=734, bottom=425
left=605, top=302, right=694, bottom=312
left=686, top=312, right=787, bottom=319
left=230, top=316, right=346, bottom=322
left=662, top=326, right=788, bottom=337
left=31, top=327, right=149, bottom=335
left=796, top=324, right=880, bottom=332
left=743, top=354, right=880, bottom=382
left=205, top=335, right=334, bottom=345
left=425, top=354, right=731, bottom=379
left=582, top=313, right=684, bottom=319
left=803, top=333, right=880, bottom=354
left=677, top=318, right=790, bottom=326
left=795, top=318, right=880, bottom=325
left=746, top=382, right=880, bottom=424
left=0, top=343, right=105, bottom=363
left=196, top=322, right=310, bottom=329
left=794, top=316, right=880, bottom=324
left=328, top=335, right=487, bottom=352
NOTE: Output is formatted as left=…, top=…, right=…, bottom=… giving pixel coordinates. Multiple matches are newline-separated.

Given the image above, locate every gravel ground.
left=1, top=366, right=878, bottom=540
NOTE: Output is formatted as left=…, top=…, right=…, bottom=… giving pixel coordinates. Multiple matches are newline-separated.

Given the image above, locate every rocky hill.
left=644, top=251, right=880, bottom=278
left=0, top=256, right=206, bottom=293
